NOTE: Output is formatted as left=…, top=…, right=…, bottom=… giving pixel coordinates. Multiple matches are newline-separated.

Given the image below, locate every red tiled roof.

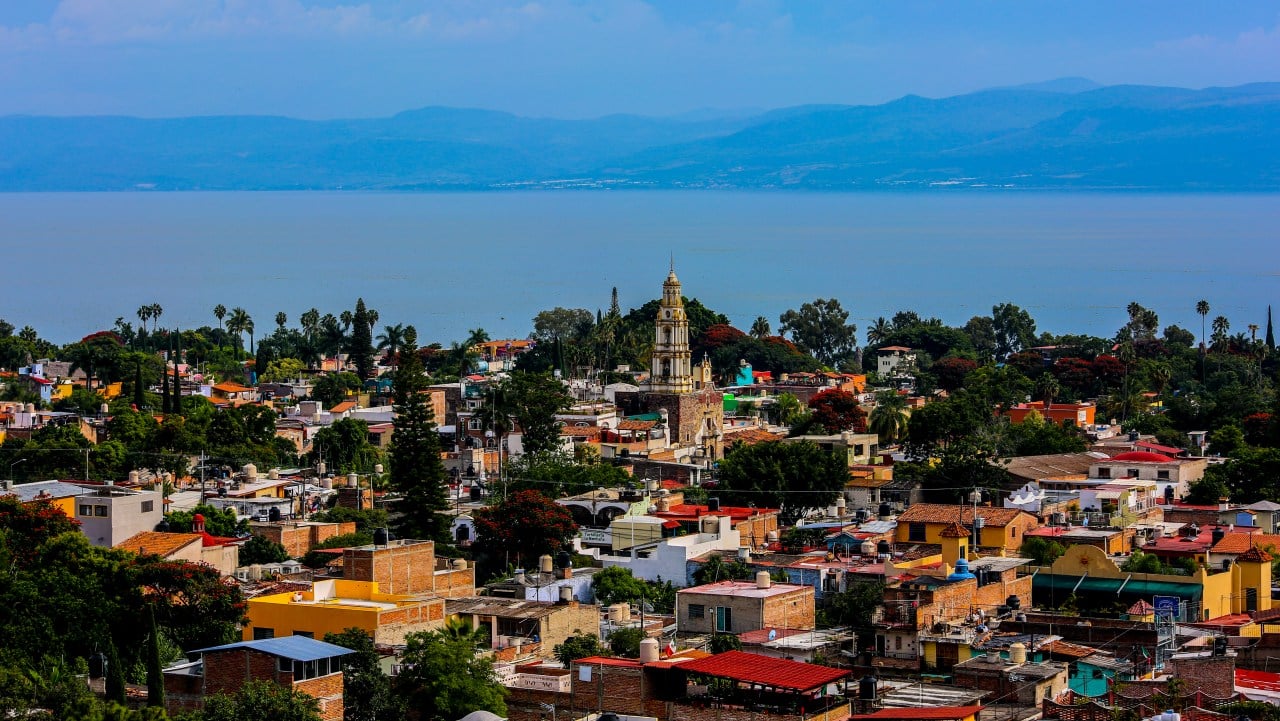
left=1110, top=451, right=1175, bottom=463
left=677, top=651, right=849, bottom=692
left=560, top=426, right=601, bottom=438
left=115, top=531, right=202, bottom=557
left=896, top=504, right=1030, bottom=527
left=212, top=381, right=253, bottom=393
left=1236, top=668, right=1280, bottom=693
left=1211, top=532, right=1280, bottom=555
left=939, top=522, right=969, bottom=538
left=329, top=401, right=356, bottom=414
left=1128, top=600, right=1155, bottom=615
left=878, top=346, right=913, bottom=352
left=724, top=428, right=783, bottom=446
left=1136, top=441, right=1185, bottom=455
left=1239, top=545, right=1274, bottom=563
left=574, top=656, right=643, bottom=668
left=851, top=706, right=983, bottom=721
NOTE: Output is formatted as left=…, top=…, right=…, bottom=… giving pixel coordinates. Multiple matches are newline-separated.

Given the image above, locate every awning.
left=1033, top=574, right=1202, bottom=600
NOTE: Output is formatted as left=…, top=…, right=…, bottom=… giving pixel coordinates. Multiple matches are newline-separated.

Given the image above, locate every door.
left=715, top=606, right=733, bottom=633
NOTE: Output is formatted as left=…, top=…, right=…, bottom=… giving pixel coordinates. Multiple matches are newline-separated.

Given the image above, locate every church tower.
left=646, top=264, right=694, bottom=393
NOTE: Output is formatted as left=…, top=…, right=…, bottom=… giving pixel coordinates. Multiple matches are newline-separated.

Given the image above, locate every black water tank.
left=373, top=527, right=390, bottom=546
left=878, top=502, right=892, bottom=518
left=556, top=550, right=572, bottom=569
left=1164, top=485, right=1175, bottom=502
left=1006, top=594, right=1022, bottom=611
left=1212, top=526, right=1225, bottom=545
left=600, top=713, right=620, bottom=721
left=470, top=485, right=482, bottom=501
left=88, top=652, right=108, bottom=680
left=708, top=497, right=721, bottom=512
left=876, top=539, right=891, bottom=555
left=859, top=675, right=878, bottom=700
left=268, top=506, right=281, bottom=522
left=156, top=519, right=171, bottom=532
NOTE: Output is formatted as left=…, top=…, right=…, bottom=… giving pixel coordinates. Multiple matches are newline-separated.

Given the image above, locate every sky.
left=1, top=1, right=1278, bottom=119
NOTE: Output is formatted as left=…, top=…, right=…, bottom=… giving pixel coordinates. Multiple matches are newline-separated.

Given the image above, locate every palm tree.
left=750, top=316, right=771, bottom=339
left=1116, top=342, right=1137, bottom=421
left=1196, top=299, right=1209, bottom=383
left=439, top=615, right=487, bottom=648
left=867, top=317, right=891, bottom=345
left=275, top=312, right=287, bottom=331
left=377, top=323, right=407, bottom=368
left=137, top=305, right=152, bottom=339
left=339, top=310, right=354, bottom=333
left=213, top=304, right=227, bottom=349
left=1211, top=315, right=1230, bottom=351
left=466, top=328, right=490, bottom=350
left=1149, top=363, right=1172, bottom=404
left=367, top=308, right=379, bottom=333
left=300, top=308, right=320, bottom=339
left=1035, top=372, right=1060, bottom=406
left=227, top=307, right=252, bottom=355
left=868, top=392, right=909, bottom=445
left=319, top=314, right=346, bottom=365
left=149, top=304, right=163, bottom=333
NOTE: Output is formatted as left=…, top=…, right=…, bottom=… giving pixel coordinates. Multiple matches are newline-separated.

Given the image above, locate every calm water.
left=2, top=191, right=1278, bottom=345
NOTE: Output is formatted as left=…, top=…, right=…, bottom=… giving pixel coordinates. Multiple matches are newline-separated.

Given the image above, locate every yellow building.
left=895, top=504, right=1039, bottom=554
left=1034, top=543, right=1272, bottom=621
left=244, top=579, right=445, bottom=645
left=1, top=479, right=89, bottom=517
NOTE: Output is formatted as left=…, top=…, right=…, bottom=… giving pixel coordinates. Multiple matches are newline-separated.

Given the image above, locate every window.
left=1092, top=669, right=1104, bottom=679
left=1157, top=470, right=1170, bottom=480
left=253, top=627, right=275, bottom=640
left=908, top=523, right=927, bottom=542
left=895, top=636, right=903, bottom=650
left=278, top=657, right=293, bottom=673
left=79, top=504, right=92, bottom=516
left=715, top=606, right=733, bottom=633
left=688, top=604, right=705, bottom=619
left=141, top=500, right=154, bottom=513
left=94, top=505, right=108, bottom=517
left=1127, top=469, right=1139, bottom=479
left=293, top=631, right=314, bottom=639
left=1097, top=467, right=1110, bottom=478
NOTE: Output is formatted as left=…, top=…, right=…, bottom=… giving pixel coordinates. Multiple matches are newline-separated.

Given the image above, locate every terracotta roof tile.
left=677, top=651, right=849, bottom=692
left=1239, top=545, right=1274, bottom=563
left=852, top=706, right=983, bottom=721
left=1211, top=532, right=1280, bottom=554
left=618, top=419, right=658, bottom=431
left=115, top=531, right=203, bottom=557
left=897, top=503, right=1031, bottom=527
left=939, top=522, right=970, bottom=538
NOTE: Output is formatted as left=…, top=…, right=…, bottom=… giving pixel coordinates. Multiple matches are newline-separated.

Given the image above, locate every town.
left=2, top=266, right=1280, bottom=721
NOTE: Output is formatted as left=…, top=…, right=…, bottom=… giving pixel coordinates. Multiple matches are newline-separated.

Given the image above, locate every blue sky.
left=1, top=1, right=1277, bottom=118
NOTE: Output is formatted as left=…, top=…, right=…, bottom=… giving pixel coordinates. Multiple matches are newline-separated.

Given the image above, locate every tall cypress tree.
left=161, top=337, right=171, bottom=415
left=172, top=328, right=183, bottom=416
left=146, top=605, right=166, bottom=708
left=1267, top=305, right=1275, bottom=350
left=350, top=298, right=376, bottom=380
left=388, top=326, right=450, bottom=541
left=133, top=358, right=144, bottom=409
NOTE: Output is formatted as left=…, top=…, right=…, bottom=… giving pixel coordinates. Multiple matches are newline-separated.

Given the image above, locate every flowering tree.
left=472, top=490, right=577, bottom=570
left=807, top=388, right=868, bottom=434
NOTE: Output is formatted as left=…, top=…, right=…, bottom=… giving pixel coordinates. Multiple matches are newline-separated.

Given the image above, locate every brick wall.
left=433, top=565, right=477, bottom=597
left=375, top=597, right=446, bottom=644
left=343, top=541, right=436, bottom=594
left=734, top=514, right=779, bottom=549
left=295, top=673, right=345, bottom=721
left=613, top=390, right=726, bottom=461
left=252, top=521, right=358, bottom=557
left=1167, top=655, right=1237, bottom=698
left=539, top=602, right=603, bottom=651
left=679, top=586, right=814, bottom=634
left=761, top=589, right=816, bottom=631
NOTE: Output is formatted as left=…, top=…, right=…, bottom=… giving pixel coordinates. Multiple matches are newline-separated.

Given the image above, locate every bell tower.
left=646, top=262, right=694, bottom=393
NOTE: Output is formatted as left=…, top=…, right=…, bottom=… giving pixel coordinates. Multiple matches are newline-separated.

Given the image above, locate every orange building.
left=1003, top=401, right=1095, bottom=427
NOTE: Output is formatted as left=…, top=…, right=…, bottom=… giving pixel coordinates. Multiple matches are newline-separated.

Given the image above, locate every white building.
left=599, top=515, right=740, bottom=584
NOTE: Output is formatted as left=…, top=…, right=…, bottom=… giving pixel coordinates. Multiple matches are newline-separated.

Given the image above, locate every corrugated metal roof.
left=677, top=650, right=849, bottom=692
left=195, top=635, right=353, bottom=662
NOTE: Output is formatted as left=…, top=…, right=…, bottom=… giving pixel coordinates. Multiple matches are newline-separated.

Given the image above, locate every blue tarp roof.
left=194, top=635, right=353, bottom=662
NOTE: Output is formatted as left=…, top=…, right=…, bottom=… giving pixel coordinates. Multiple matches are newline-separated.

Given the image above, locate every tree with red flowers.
left=933, top=357, right=978, bottom=392
left=808, top=388, right=868, bottom=434
left=0, top=496, right=80, bottom=567
left=472, top=490, right=577, bottom=571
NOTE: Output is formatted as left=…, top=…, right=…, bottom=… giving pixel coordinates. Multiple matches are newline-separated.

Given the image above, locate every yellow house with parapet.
left=244, top=579, right=446, bottom=645
left=1033, top=543, right=1271, bottom=621
left=895, top=504, right=1039, bottom=554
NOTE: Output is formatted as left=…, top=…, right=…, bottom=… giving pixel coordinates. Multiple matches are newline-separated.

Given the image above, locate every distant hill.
left=2, top=81, right=1278, bottom=191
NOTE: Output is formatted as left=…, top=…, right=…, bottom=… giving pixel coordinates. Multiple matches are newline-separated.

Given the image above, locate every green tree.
left=504, top=452, right=631, bottom=499
left=824, top=580, right=885, bottom=633
left=312, top=372, right=362, bottom=408
left=495, top=372, right=573, bottom=456
left=772, top=392, right=806, bottom=427
left=226, top=307, right=253, bottom=356
left=708, top=633, right=742, bottom=654
left=349, top=299, right=376, bottom=380
left=692, top=554, right=755, bottom=585
left=778, top=298, right=858, bottom=367
left=145, top=606, right=165, bottom=709
left=992, top=303, right=1037, bottom=359
left=376, top=324, right=407, bottom=369
left=868, top=392, right=909, bottom=445
left=592, top=566, right=649, bottom=607
left=239, top=535, right=290, bottom=565
left=261, top=358, right=305, bottom=383
left=394, top=630, right=506, bottom=721
left=607, top=627, right=645, bottom=658
left=749, top=316, right=771, bottom=339
left=553, top=634, right=604, bottom=666
left=1019, top=537, right=1067, bottom=566
left=323, top=628, right=403, bottom=721
left=165, top=504, right=246, bottom=537
left=387, top=327, right=450, bottom=542
left=195, top=679, right=321, bottom=721
left=307, top=418, right=381, bottom=475
left=714, top=440, right=848, bottom=521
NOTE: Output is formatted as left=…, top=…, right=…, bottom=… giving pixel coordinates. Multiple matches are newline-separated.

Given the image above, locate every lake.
left=2, top=191, right=1277, bottom=345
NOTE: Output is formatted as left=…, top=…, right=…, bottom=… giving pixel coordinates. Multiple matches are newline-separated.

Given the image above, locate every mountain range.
left=2, top=80, right=1278, bottom=191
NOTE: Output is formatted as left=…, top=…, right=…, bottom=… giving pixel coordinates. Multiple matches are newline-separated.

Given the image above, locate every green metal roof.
left=1033, top=574, right=1202, bottom=600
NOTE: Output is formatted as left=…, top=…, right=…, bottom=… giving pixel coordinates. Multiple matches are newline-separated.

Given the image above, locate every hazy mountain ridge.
left=2, top=81, right=1278, bottom=190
